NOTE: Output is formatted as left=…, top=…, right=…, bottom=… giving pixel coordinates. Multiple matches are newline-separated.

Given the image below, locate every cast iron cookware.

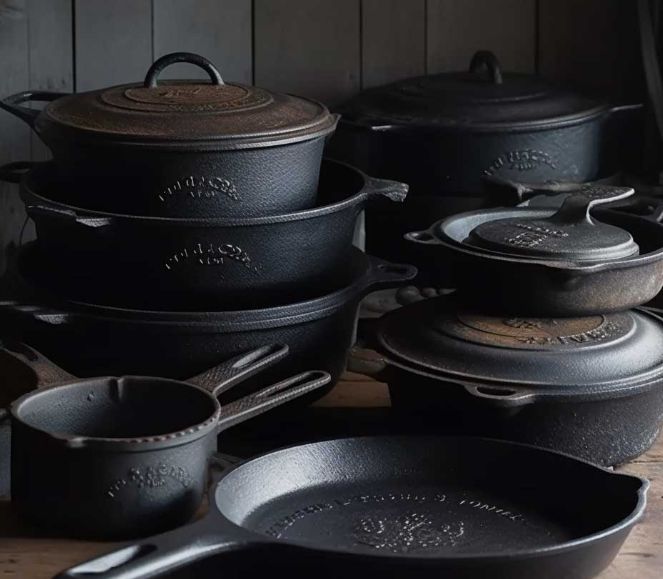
left=332, top=50, right=640, bottom=197
left=349, top=295, right=663, bottom=466
left=1, top=159, right=407, bottom=310
left=406, top=184, right=663, bottom=315
left=4, top=342, right=329, bottom=539
left=0, top=250, right=416, bottom=383
left=56, top=436, right=646, bottom=579
left=0, top=52, right=338, bottom=217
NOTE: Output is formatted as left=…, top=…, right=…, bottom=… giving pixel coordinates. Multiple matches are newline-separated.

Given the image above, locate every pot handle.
left=0, top=342, right=76, bottom=389
left=145, top=52, right=224, bottom=88
left=364, top=256, right=418, bottom=291
left=364, top=177, right=409, bottom=203
left=469, top=50, right=503, bottom=85
left=54, top=512, right=260, bottom=579
left=214, top=370, right=331, bottom=433
left=0, top=90, right=68, bottom=127
left=0, top=161, right=33, bottom=184
left=463, top=384, right=536, bottom=407
left=403, top=229, right=443, bottom=246
left=338, top=116, right=398, bottom=132
left=25, top=204, right=113, bottom=228
left=184, top=344, right=289, bottom=398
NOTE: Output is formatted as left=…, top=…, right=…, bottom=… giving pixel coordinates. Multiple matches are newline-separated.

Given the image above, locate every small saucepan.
left=4, top=342, right=330, bottom=539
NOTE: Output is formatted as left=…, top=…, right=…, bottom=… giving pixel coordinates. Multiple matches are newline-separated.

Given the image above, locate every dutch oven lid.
left=376, top=297, right=663, bottom=390
left=37, top=52, right=337, bottom=146
left=339, top=50, right=607, bottom=130
left=464, top=185, right=639, bottom=261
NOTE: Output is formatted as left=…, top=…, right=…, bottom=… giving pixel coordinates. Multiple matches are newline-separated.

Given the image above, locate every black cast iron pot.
left=0, top=52, right=338, bottom=218
left=2, top=159, right=407, bottom=310
left=349, top=296, right=663, bottom=466
left=4, top=343, right=329, bottom=539
left=0, top=250, right=416, bottom=385
left=332, top=50, right=641, bottom=198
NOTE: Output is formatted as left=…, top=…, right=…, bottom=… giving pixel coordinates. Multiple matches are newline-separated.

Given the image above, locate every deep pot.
left=2, top=159, right=408, bottom=310
left=0, top=52, right=338, bottom=217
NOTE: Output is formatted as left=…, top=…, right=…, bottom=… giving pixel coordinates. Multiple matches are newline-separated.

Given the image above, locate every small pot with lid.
left=0, top=52, right=339, bottom=217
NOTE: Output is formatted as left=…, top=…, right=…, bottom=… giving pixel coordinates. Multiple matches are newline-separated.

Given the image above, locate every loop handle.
left=469, top=50, right=503, bottom=85
left=0, top=91, right=68, bottom=127
left=145, top=52, right=224, bottom=88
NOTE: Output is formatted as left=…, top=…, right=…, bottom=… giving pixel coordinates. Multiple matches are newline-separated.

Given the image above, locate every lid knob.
left=144, top=52, right=224, bottom=88
left=469, top=50, right=503, bottom=85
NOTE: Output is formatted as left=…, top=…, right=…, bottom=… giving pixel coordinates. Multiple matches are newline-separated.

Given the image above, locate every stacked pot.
left=352, top=183, right=663, bottom=466
left=0, top=52, right=415, bottom=385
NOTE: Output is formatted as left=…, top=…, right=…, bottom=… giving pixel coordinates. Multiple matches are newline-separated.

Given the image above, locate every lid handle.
left=469, top=50, right=503, bottom=85
left=551, top=184, right=634, bottom=225
left=144, top=52, right=224, bottom=88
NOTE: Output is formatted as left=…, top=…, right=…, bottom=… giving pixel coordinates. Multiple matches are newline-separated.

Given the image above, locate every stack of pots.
left=0, top=52, right=415, bottom=387
left=330, top=50, right=643, bottom=283
left=351, top=182, right=663, bottom=466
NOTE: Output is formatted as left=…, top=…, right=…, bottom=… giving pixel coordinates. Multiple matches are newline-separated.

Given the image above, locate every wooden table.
left=1, top=375, right=661, bottom=578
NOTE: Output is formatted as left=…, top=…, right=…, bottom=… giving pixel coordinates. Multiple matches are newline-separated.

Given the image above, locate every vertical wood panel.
left=27, top=0, right=73, bottom=161
left=427, top=0, right=537, bottom=74
left=254, top=0, right=360, bottom=106
left=538, top=0, right=643, bottom=101
left=153, top=0, right=252, bottom=84
left=361, top=0, right=426, bottom=88
left=75, top=0, right=152, bottom=91
left=0, top=0, right=30, bottom=273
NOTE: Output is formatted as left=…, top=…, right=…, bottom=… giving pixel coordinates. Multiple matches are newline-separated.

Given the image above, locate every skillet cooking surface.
left=215, top=437, right=641, bottom=558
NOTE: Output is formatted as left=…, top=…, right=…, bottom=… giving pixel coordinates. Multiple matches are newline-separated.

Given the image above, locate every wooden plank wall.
left=0, top=0, right=643, bottom=270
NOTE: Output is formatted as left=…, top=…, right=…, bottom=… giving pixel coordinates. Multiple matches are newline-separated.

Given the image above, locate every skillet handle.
left=0, top=342, right=76, bottom=388
left=184, top=344, right=289, bottom=398
left=54, top=514, right=258, bottom=579
left=215, top=370, right=331, bottom=433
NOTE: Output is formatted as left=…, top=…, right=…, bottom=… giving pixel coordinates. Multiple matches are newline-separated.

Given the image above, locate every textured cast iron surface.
left=20, top=160, right=405, bottom=310
left=56, top=437, right=646, bottom=579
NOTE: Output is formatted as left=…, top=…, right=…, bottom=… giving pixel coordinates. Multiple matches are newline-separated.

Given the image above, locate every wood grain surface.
left=0, top=375, right=660, bottom=578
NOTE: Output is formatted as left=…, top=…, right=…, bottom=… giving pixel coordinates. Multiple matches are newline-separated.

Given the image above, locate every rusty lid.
left=36, top=53, right=337, bottom=148
left=375, top=296, right=663, bottom=390
left=338, top=50, right=607, bottom=131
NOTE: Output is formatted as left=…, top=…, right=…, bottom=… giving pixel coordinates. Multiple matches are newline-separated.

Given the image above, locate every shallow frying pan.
left=57, top=436, right=647, bottom=579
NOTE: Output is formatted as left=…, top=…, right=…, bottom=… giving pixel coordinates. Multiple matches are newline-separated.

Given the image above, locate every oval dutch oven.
left=0, top=52, right=339, bottom=218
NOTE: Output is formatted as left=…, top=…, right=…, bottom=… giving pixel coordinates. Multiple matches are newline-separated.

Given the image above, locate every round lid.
left=38, top=52, right=337, bottom=147
left=338, top=51, right=606, bottom=130
left=376, top=297, right=663, bottom=391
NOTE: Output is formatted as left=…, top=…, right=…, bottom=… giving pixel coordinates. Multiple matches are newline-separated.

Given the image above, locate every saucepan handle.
left=54, top=513, right=260, bottom=579
left=184, top=344, right=289, bottom=398
left=0, top=342, right=76, bottom=389
left=214, top=370, right=331, bottom=433
left=0, top=161, right=33, bottom=184
left=0, top=90, right=68, bottom=127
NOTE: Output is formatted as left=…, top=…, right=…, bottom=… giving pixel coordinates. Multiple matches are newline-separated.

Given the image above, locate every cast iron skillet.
left=0, top=158, right=407, bottom=310
left=56, top=436, right=647, bottom=579
left=3, top=343, right=330, bottom=539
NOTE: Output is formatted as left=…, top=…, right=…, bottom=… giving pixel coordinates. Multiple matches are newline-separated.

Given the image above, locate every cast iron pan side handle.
left=363, top=176, right=409, bottom=203
left=469, top=50, right=503, bottom=85
left=144, top=52, right=224, bottom=88
left=346, top=347, right=388, bottom=379
left=550, top=185, right=635, bottom=225
left=404, top=228, right=443, bottom=246
left=364, top=256, right=418, bottom=292
left=185, top=344, right=289, bottom=398
left=54, top=513, right=258, bottom=579
left=214, top=370, right=331, bottom=433
left=0, top=342, right=76, bottom=388
left=0, top=161, right=33, bottom=184
left=0, top=90, right=68, bottom=127
left=463, top=384, right=537, bottom=407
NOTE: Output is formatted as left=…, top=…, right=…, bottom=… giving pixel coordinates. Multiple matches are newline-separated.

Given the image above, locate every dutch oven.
left=0, top=52, right=339, bottom=217
left=0, top=159, right=407, bottom=310
left=349, top=295, right=663, bottom=466
left=406, top=184, right=663, bottom=315
left=333, top=50, right=640, bottom=197
left=0, top=249, right=416, bottom=386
